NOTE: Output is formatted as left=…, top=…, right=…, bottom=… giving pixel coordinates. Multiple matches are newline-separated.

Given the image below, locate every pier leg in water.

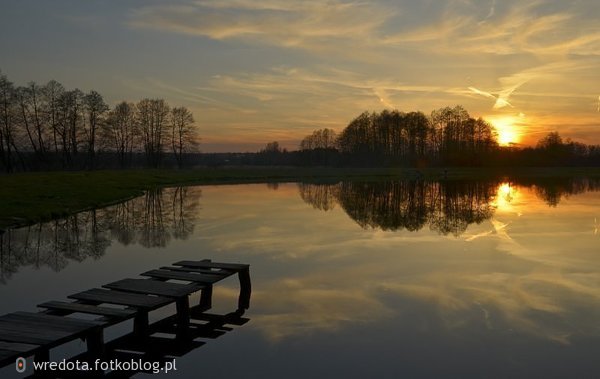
left=238, top=267, right=251, bottom=312
left=134, top=311, right=149, bottom=336
left=199, top=285, right=213, bottom=310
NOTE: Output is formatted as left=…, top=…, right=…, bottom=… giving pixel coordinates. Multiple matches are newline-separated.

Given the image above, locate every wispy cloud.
left=125, top=0, right=600, bottom=147
left=130, top=0, right=393, bottom=51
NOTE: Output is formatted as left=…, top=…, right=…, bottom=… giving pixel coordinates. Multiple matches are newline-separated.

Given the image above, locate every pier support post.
left=176, top=296, right=190, bottom=329
left=199, top=285, right=213, bottom=310
left=238, top=267, right=251, bottom=311
left=134, top=311, right=149, bottom=336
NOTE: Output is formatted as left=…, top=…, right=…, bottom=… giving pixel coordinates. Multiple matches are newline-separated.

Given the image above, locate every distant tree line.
left=0, top=70, right=199, bottom=172
left=253, top=106, right=600, bottom=167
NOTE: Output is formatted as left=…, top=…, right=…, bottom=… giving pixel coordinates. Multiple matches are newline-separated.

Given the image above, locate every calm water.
left=1, top=178, right=599, bottom=378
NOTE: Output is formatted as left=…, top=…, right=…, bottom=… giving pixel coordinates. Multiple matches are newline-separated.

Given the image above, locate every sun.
left=489, top=116, right=521, bottom=146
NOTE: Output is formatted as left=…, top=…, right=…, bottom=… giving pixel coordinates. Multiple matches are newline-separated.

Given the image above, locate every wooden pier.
left=0, top=259, right=251, bottom=375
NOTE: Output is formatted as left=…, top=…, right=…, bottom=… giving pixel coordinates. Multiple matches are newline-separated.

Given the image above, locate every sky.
left=0, top=0, right=599, bottom=152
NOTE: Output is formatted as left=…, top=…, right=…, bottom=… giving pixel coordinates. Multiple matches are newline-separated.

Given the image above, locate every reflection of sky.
left=197, top=183, right=600, bottom=377
left=1, top=182, right=599, bottom=377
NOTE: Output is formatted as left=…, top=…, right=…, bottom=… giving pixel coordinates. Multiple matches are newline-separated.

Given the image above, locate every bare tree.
left=54, top=89, right=84, bottom=167
left=0, top=72, right=19, bottom=172
left=104, top=101, right=137, bottom=168
left=82, top=90, right=108, bottom=168
left=42, top=80, right=65, bottom=156
left=137, top=98, right=170, bottom=168
left=170, top=106, right=198, bottom=168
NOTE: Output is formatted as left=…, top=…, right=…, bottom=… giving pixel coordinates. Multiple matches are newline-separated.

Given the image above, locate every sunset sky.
left=1, top=0, right=599, bottom=152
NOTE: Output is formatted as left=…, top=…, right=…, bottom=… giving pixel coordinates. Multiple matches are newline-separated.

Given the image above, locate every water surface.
left=1, top=178, right=599, bottom=378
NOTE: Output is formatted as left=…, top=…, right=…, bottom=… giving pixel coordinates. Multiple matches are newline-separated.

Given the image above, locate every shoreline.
left=1, top=166, right=599, bottom=231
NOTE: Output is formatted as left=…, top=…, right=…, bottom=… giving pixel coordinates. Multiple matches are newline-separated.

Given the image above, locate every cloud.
left=468, top=86, right=518, bottom=109
left=130, top=0, right=600, bottom=58
left=130, top=0, right=393, bottom=51
left=125, top=0, right=600, bottom=147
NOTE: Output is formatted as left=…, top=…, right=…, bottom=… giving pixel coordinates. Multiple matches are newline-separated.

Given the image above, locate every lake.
left=1, top=178, right=599, bottom=378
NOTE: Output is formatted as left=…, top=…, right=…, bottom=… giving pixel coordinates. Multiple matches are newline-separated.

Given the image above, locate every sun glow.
left=489, top=116, right=522, bottom=146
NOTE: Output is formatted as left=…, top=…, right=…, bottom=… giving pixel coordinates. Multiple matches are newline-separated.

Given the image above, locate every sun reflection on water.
left=494, top=182, right=518, bottom=211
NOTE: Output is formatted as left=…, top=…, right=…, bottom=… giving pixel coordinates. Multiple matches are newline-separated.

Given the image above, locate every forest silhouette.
left=2, top=71, right=600, bottom=171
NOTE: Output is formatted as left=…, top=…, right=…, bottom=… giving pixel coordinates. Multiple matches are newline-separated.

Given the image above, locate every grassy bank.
left=1, top=166, right=599, bottom=230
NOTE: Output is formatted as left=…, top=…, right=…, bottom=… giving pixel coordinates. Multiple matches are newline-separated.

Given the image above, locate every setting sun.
left=489, top=116, right=522, bottom=146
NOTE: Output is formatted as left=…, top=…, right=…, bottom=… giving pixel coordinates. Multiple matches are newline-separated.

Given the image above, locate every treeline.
left=0, top=71, right=199, bottom=172
left=255, top=106, right=600, bottom=167
left=292, top=106, right=496, bottom=166
left=497, top=131, right=600, bottom=167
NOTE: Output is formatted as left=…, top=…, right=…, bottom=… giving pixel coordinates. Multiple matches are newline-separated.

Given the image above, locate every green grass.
left=1, top=166, right=599, bottom=230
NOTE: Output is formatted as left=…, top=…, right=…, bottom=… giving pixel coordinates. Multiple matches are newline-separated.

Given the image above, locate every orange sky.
left=1, top=0, right=599, bottom=151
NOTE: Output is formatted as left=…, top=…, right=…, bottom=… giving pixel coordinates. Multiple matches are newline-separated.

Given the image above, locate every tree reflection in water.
left=0, top=187, right=200, bottom=283
left=299, top=177, right=600, bottom=235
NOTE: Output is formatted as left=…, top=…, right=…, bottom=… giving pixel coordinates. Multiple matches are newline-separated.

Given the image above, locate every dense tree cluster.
left=314, top=106, right=497, bottom=166
left=300, top=128, right=337, bottom=150
left=0, top=71, right=199, bottom=172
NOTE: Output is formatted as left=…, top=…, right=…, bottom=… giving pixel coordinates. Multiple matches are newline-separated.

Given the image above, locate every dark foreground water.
left=1, top=178, right=599, bottom=378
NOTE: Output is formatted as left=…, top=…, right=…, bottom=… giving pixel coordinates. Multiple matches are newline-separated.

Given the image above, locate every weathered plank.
left=141, top=269, right=224, bottom=284
left=38, top=301, right=137, bottom=319
left=0, top=349, right=19, bottom=362
left=0, top=341, right=39, bottom=353
left=160, top=266, right=232, bottom=277
left=103, top=279, right=204, bottom=298
left=69, top=289, right=171, bottom=309
left=0, top=341, right=41, bottom=365
left=0, top=312, right=104, bottom=330
left=173, top=260, right=249, bottom=271
left=0, top=323, right=81, bottom=345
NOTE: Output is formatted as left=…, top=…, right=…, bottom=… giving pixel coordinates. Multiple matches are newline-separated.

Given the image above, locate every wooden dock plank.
left=141, top=269, right=224, bottom=284
left=103, top=279, right=205, bottom=298
left=0, top=323, right=79, bottom=345
left=0, top=349, right=19, bottom=362
left=68, top=289, right=171, bottom=309
left=0, top=341, right=39, bottom=353
left=160, top=266, right=231, bottom=276
left=0, top=312, right=104, bottom=330
left=38, top=301, right=137, bottom=319
left=173, top=260, right=249, bottom=271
